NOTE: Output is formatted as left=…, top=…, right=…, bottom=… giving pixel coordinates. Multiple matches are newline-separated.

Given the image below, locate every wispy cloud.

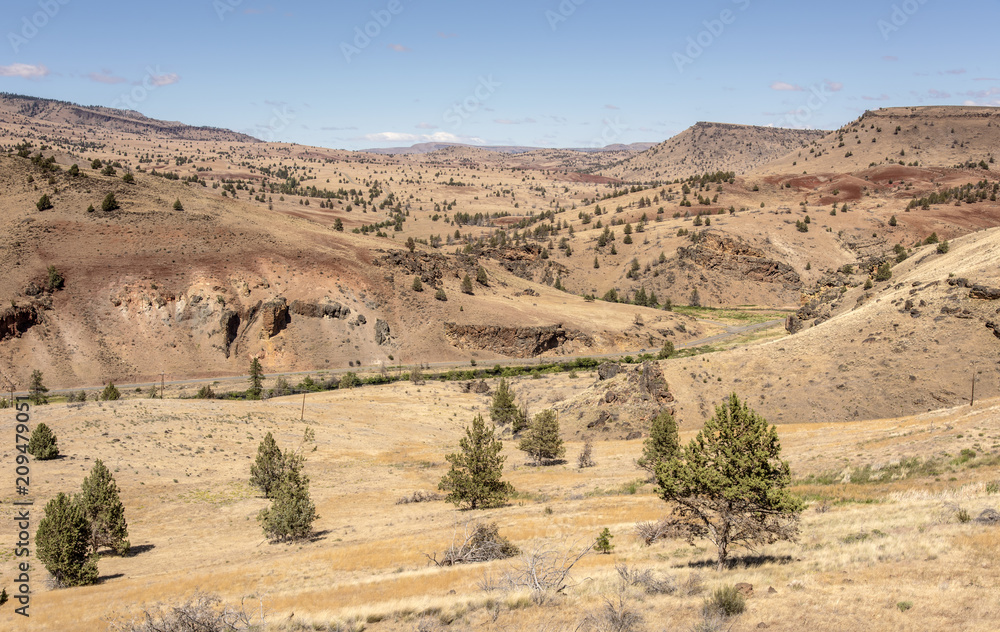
left=415, top=122, right=438, bottom=129
left=882, top=55, right=899, bottom=62
left=321, top=125, right=358, bottom=131
left=943, top=68, right=966, bottom=75
left=147, top=72, right=180, bottom=86
left=604, top=104, right=620, bottom=110
left=862, top=94, right=890, bottom=101
left=927, top=88, right=951, bottom=99
left=974, top=77, right=999, bottom=82
left=361, top=131, right=484, bottom=144
left=494, top=118, right=536, bottom=125
left=388, top=44, right=411, bottom=53
left=0, top=63, right=49, bottom=79
left=437, top=31, right=458, bottom=38
left=88, top=70, right=126, bottom=84
left=770, top=81, right=804, bottom=91
left=824, top=80, right=844, bottom=92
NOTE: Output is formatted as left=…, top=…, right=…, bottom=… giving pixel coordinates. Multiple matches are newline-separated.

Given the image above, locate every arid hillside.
left=600, top=122, right=827, bottom=183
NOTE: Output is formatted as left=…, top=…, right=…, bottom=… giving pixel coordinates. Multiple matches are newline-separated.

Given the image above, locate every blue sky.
left=2, top=0, right=997, bottom=149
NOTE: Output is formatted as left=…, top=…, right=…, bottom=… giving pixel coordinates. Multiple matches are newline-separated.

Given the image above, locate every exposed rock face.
left=375, top=319, right=391, bottom=345
left=375, top=250, right=450, bottom=287
left=678, top=233, right=801, bottom=288
left=219, top=310, right=240, bottom=358
left=288, top=300, right=350, bottom=320
left=260, top=298, right=289, bottom=338
left=0, top=304, right=41, bottom=341
left=443, top=323, right=591, bottom=358
left=970, top=285, right=1000, bottom=300
left=598, top=362, right=621, bottom=380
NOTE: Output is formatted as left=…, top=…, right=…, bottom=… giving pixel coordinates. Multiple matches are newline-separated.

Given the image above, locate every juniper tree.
left=28, top=422, right=59, bottom=460
left=28, top=370, right=48, bottom=405
left=461, top=274, right=474, bottom=294
left=439, top=414, right=514, bottom=509
left=172, top=198, right=184, bottom=211
left=250, top=432, right=303, bottom=499
left=247, top=357, right=264, bottom=400
left=101, top=192, right=119, bottom=212
left=78, top=459, right=130, bottom=555
left=101, top=382, right=120, bottom=401
left=36, top=493, right=99, bottom=587
left=258, top=466, right=317, bottom=542
left=655, top=394, right=803, bottom=570
left=490, top=378, right=526, bottom=431
left=636, top=409, right=679, bottom=479
left=412, top=276, right=423, bottom=292
left=476, top=265, right=489, bottom=285
left=518, top=409, right=565, bottom=466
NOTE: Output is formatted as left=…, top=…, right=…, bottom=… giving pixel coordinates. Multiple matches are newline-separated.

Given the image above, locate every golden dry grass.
left=1, top=374, right=999, bottom=631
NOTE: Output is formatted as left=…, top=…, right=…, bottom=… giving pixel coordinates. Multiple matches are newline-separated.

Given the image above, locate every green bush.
left=101, top=382, right=121, bottom=401
left=28, top=422, right=59, bottom=460
left=703, top=585, right=746, bottom=618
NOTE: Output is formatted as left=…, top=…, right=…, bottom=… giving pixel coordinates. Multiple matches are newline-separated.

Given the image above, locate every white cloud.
left=88, top=71, right=126, bottom=84
left=770, top=81, right=803, bottom=91
left=825, top=80, right=844, bottom=92
left=362, top=131, right=484, bottom=144
left=0, top=63, right=49, bottom=79
left=149, top=73, right=180, bottom=86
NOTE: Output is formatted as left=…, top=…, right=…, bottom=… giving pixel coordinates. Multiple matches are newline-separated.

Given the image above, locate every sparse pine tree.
left=101, top=382, right=120, bottom=401
left=258, top=465, right=317, bottom=542
left=101, top=192, right=119, bottom=212
left=439, top=414, right=514, bottom=510
left=594, top=527, right=614, bottom=554
left=28, top=422, right=59, bottom=460
left=656, top=394, right=803, bottom=570
left=28, top=370, right=48, bottom=405
left=476, top=265, right=489, bottom=286
left=412, top=276, right=423, bottom=292
left=78, top=459, right=130, bottom=556
left=461, top=274, right=474, bottom=294
left=636, top=409, right=679, bottom=479
left=172, top=199, right=184, bottom=211
left=47, top=265, right=64, bottom=291
left=658, top=341, right=675, bottom=360
left=248, top=357, right=264, bottom=400
left=36, top=194, right=53, bottom=211
left=518, top=409, right=565, bottom=466
left=435, top=287, right=448, bottom=301
left=250, top=432, right=299, bottom=499
left=577, top=437, right=596, bottom=468
left=333, top=218, right=343, bottom=231
left=36, top=493, right=99, bottom=587
left=490, top=378, right=519, bottom=428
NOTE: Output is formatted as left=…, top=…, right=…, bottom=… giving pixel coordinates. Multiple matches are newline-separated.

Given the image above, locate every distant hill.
left=0, top=92, right=259, bottom=143
left=363, top=141, right=656, bottom=155
left=754, top=106, right=1000, bottom=175
left=600, top=122, right=828, bottom=182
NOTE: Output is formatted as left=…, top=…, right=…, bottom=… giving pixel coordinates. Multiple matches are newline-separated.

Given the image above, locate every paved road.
left=10, top=318, right=785, bottom=398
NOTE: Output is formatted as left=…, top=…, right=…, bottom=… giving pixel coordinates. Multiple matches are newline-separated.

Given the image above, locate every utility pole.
left=301, top=393, right=306, bottom=420
left=160, top=372, right=165, bottom=399
left=971, top=365, right=977, bottom=407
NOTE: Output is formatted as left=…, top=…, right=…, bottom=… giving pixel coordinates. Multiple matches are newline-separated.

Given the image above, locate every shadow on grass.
left=683, top=554, right=795, bottom=570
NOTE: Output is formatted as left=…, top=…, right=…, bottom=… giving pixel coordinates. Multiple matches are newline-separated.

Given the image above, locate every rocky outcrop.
left=260, top=298, right=289, bottom=338
left=598, top=362, right=621, bottom=380
left=288, top=300, right=350, bottom=320
left=678, top=233, right=801, bottom=288
left=375, top=250, right=450, bottom=287
left=375, top=319, right=391, bottom=345
left=970, top=285, right=1000, bottom=300
left=219, top=310, right=240, bottom=358
left=0, top=304, right=41, bottom=341
left=443, top=323, right=591, bottom=358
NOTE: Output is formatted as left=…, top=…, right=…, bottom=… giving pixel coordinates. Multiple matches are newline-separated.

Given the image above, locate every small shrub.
left=101, top=382, right=121, bottom=401
left=577, top=438, right=596, bottom=469
left=435, top=288, right=448, bottom=301
left=594, top=527, right=614, bottom=554
left=897, top=601, right=913, bottom=612
left=703, top=585, right=745, bottom=618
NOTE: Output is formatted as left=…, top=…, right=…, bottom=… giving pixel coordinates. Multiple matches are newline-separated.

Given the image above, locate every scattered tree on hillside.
left=101, top=382, right=121, bottom=401
left=476, top=265, right=489, bottom=286
left=101, top=192, right=119, bottom=212
left=636, top=409, right=680, bottom=479
left=28, top=422, right=59, bottom=460
left=247, top=357, right=264, bottom=400
left=47, top=265, right=64, bottom=291
left=78, top=459, right=130, bottom=556
left=333, top=218, right=343, bottom=231
left=461, top=274, right=474, bottom=295
left=658, top=341, right=675, bottom=359
left=439, top=414, right=514, bottom=510
left=412, top=276, right=423, bottom=292
left=28, top=370, right=48, bottom=405
left=874, top=262, right=892, bottom=282
left=172, top=199, right=184, bottom=211
left=656, top=394, right=803, bottom=570
left=258, top=465, right=317, bottom=542
left=250, top=432, right=302, bottom=499
left=577, top=437, right=596, bottom=468
left=490, top=377, right=527, bottom=432
left=593, top=528, right=614, bottom=554
left=36, top=493, right=99, bottom=587
left=36, top=194, right=53, bottom=211
left=435, top=288, right=447, bottom=301
left=518, top=409, right=565, bottom=466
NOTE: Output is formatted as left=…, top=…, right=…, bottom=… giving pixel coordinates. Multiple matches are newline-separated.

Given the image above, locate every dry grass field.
left=3, top=372, right=1000, bottom=632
